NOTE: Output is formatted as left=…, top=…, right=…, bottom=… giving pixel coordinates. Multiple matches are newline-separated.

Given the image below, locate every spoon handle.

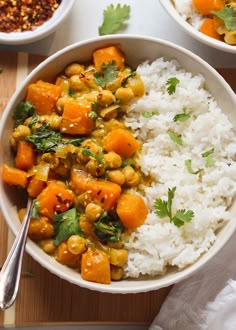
left=0, top=198, right=33, bottom=310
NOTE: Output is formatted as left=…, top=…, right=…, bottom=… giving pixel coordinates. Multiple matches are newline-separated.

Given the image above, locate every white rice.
left=172, top=0, right=204, bottom=29
left=124, top=57, right=236, bottom=278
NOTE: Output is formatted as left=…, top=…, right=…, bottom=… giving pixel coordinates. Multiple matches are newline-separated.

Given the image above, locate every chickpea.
left=39, top=239, right=56, bottom=254
left=122, top=165, right=140, bottom=187
left=78, top=139, right=101, bottom=163
left=126, top=75, right=145, bottom=97
left=28, top=217, right=54, bottom=240
left=56, top=97, right=69, bottom=114
left=10, top=125, right=31, bottom=148
left=85, top=159, right=105, bottom=177
left=97, top=90, right=116, bottom=107
left=111, top=266, right=124, bottom=281
left=85, top=203, right=103, bottom=222
left=106, top=73, right=123, bottom=92
left=115, top=87, right=134, bottom=105
left=109, top=248, right=128, bottom=267
left=67, top=235, right=86, bottom=255
left=69, top=75, right=85, bottom=91
left=107, top=170, right=125, bottom=185
left=65, top=63, right=85, bottom=77
left=107, top=240, right=124, bottom=249
left=104, top=151, right=122, bottom=169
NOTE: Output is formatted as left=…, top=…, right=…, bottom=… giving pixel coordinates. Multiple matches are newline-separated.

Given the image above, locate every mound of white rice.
left=172, top=0, right=204, bottom=29
left=124, top=57, right=236, bottom=278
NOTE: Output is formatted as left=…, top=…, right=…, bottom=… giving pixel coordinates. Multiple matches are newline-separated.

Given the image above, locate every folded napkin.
left=149, top=230, right=236, bottom=330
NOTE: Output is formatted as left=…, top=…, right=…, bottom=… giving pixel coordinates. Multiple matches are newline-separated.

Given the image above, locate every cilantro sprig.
left=212, top=6, right=236, bottom=31
left=99, top=4, right=131, bottom=35
left=166, top=77, right=180, bottom=95
left=168, top=130, right=183, bottom=146
left=13, top=101, right=35, bottom=128
left=154, top=187, right=194, bottom=227
left=94, top=60, right=118, bottom=88
left=173, top=107, right=190, bottom=122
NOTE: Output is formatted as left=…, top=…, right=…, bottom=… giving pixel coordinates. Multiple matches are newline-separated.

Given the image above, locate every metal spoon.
left=0, top=198, right=33, bottom=310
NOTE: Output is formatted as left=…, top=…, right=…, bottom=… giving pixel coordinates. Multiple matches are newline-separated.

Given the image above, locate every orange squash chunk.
left=56, top=242, right=80, bottom=268
left=81, top=248, right=111, bottom=284
left=60, top=99, right=95, bottom=135
left=199, top=18, right=222, bottom=41
left=26, top=80, right=62, bottom=115
left=15, top=141, right=36, bottom=170
left=192, top=0, right=224, bottom=15
left=2, top=164, right=28, bottom=188
left=93, top=45, right=125, bottom=71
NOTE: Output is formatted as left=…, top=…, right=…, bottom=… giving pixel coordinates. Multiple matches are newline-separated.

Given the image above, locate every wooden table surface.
left=0, top=51, right=235, bottom=327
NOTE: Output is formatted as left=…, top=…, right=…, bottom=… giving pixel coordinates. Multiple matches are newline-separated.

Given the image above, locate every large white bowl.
left=159, top=0, right=236, bottom=54
left=0, top=0, right=75, bottom=45
left=0, top=35, right=236, bottom=293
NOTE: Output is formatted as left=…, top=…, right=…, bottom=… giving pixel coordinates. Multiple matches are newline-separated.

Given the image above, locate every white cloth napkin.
left=149, top=230, right=236, bottom=330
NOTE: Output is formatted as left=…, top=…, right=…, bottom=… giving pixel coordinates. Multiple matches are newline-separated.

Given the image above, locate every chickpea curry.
left=2, top=45, right=149, bottom=284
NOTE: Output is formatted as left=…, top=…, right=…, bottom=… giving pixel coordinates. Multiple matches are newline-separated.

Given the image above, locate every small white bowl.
left=0, top=35, right=236, bottom=293
left=159, top=0, right=236, bottom=54
left=0, top=0, right=75, bottom=45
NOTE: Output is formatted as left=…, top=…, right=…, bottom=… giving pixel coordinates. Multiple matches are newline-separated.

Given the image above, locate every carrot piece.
left=56, top=242, right=80, bottom=268
left=26, top=80, right=62, bottom=115
left=81, top=248, right=111, bottom=284
left=27, top=176, right=46, bottom=197
left=116, top=193, right=148, bottom=229
left=37, top=181, right=74, bottom=218
left=2, top=164, right=28, bottom=188
left=15, top=140, right=36, bottom=170
left=87, top=180, right=121, bottom=211
left=93, top=45, right=125, bottom=71
left=28, top=216, right=54, bottom=240
left=60, top=99, right=95, bottom=135
left=199, top=18, right=222, bottom=41
left=103, top=128, right=139, bottom=158
left=192, top=0, right=224, bottom=15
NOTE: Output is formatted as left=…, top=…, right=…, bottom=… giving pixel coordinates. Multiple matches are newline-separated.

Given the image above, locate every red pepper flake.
left=0, top=0, right=62, bottom=33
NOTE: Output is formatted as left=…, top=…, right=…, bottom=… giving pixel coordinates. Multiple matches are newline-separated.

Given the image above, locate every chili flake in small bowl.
left=0, top=0, right=75, bottom=44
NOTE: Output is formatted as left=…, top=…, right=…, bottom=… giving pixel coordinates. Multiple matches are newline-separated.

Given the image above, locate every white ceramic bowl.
left=0, top=0, right=75, bottom=45
left=159, top=0, right=236, bottom=54
left=0, top=35, right=236, bottom=293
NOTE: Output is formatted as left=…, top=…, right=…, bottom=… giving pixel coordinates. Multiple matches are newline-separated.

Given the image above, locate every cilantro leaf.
left=168, top=131, right=183, bottom=146
left=154, top=187, right=194, bottom=227
left=13, top=101, right=35, bottom=128
left=185, top=159, right=203, bottom=175
left=94, top=61, right=118, bottom=88
left=94, top=212, right=124, bottom=242
left=52, top=208, right=82, bottom=246
left=166, top=77, right=180, bottom=95
left=205, top=156, right=215, bottom=168
left=173, top=107, right=190, bottom=122
left=99, top=4, right=131, bottom=35
left=201, top=148, right=214, bottom=158
left=82, top=147, right=104, bottom=164
left=212, top=7, right=236, bottom=31
left=141, top=111, right=159, bottom=118
left=88, top=102, right=98, bottom=121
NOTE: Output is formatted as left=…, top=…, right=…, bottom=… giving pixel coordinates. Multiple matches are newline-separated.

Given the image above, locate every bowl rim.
left=1, top=34, right=236, bottom=293
left=0, top=0, right=75, bottom=45
left=159, top=0, right=236, bottom=54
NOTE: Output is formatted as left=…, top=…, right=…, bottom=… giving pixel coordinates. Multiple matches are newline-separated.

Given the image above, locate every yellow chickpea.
left=107, top=170, right=125, bottom=185
left=126, top=75, right=145, bottom=97
left=65, top=63, right=85, bottom=77
left=97, top=90, right=116, bottom=107
left=39, top=239, right=56, bottom=254
left=67, top=235, right=86, bottom=255
left=110, top=265, right=124, bottom=281
left=69, top=75, right=85, bottom=91
left=85, top=159, right=105, bottom=177
left=104, top=151, right=122, bottom=169
left=85, top=203, right=103, bottom=222
left=56, top=96, right=69, bottom=114
left=122, top=165, right=140, bottom=187
left=109, top=248, right=128, bottom=267
left=115, top=87, right=134, bottom=105
left=10, top=125, right=31, bottom=149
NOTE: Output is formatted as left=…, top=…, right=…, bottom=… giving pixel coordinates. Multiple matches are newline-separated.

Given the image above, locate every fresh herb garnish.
left=168, top=131, right=183, bottom=146
left=31, top=199, right=40, bottom=219
left=212, top=6, right=236, bottom=31
left=94, top=60, right=119, bottom=88
left=185, top=159, right=203, bottom=175
left=88, top=102, right=98, bottom=121
left=154, top=187, right=194, bottom=227
left=94, top=212, right=124, bottom=242
left=166, top=77, right=180, bottom=95
left=82, top=148, right=104, bottom=164
left=201, top=148, right=214, bottom=158
left=121, top=71, right=136, bottom=87
left=63, top=137, right=86, bottom=146
left=13, top=101, right=35, bottom=128
left=52, top=208, right=82, bottom=246
left=99, top=4, right=131, bottom=35
left=173, top=107, right=190, bottom=122
left=141, top=111, right=159, bottom=118
left=202, top=148, right=215, bottom=168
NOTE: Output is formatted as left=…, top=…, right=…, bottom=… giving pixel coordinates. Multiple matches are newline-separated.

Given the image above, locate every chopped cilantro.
left=173, top=107, right=190, bottom=122
left=94, top=212, right=124, bottom=242
left=88, top=102, right=98, bottom=121
left=202, top=148, right=215, bottom=168
left=168, top=131, right=183, bottom=146
left=52, top=208, right=82, bottom=246
left=201, top=148, right=214, bottom=158
left=13, top=101, right=35, bottom=128
left=142, top=111, right=159, bottom=118
left=31, top=199, right=40, bottom=219
left=82, top=148, right=104, bottom=164
left=94, top=60, right=118, bottom=88
left=121, top=71, right=136, bottom=87
left=185, top=159, right=203, bottom=175
left=166, top=77, right=180, bottom=95
left=154, top=187, right=194, bottom=227
left=99, top=4, right=131, bottom=35
left=212, top=6, right=236, bottom=31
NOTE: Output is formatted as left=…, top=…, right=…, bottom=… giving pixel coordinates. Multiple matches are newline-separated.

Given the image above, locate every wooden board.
left=0, top=51, right=235, bottom=327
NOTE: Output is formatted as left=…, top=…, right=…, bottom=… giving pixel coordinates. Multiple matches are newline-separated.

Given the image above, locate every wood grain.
left=0, top=51, right=235, bottom=327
